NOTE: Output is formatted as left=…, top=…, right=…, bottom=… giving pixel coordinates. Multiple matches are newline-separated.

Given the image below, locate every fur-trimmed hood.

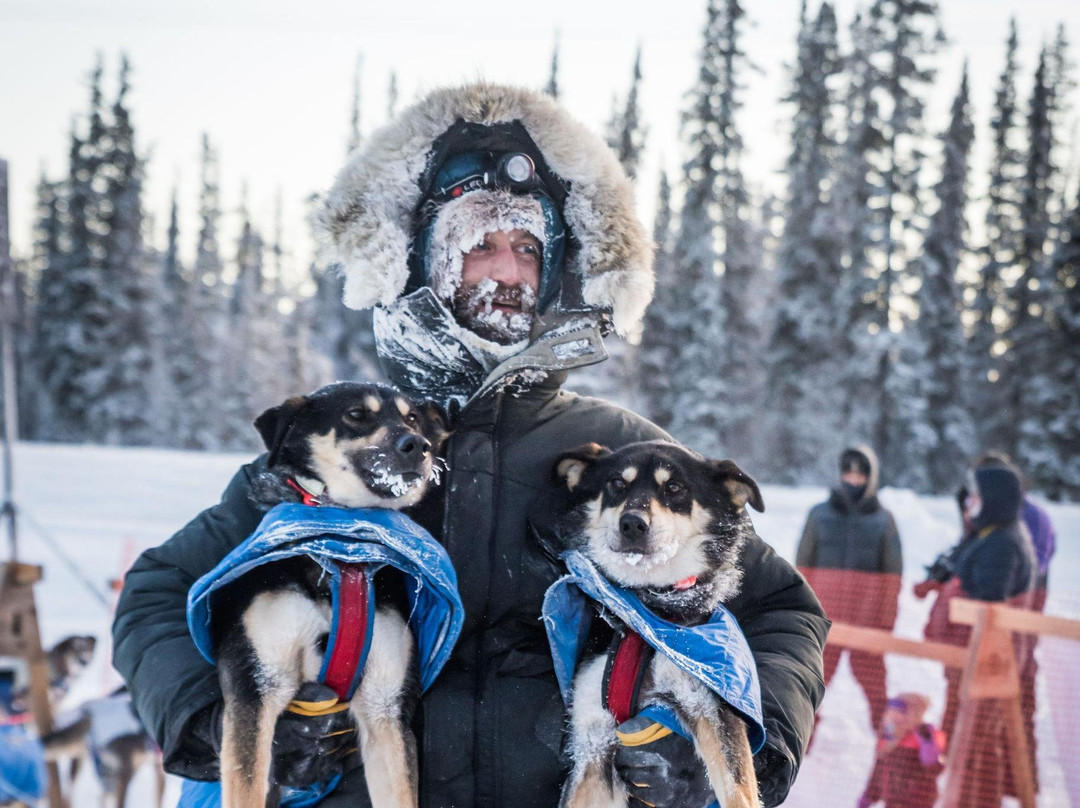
left=317, top=82, right=654, bottom=337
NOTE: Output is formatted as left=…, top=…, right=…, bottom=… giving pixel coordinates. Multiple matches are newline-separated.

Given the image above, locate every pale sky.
left=1, top=0, right=1077, bottom=280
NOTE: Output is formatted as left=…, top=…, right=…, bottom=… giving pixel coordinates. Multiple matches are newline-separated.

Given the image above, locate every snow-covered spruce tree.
left=605, top=46, right=647, bottom=183
left=176, top=134, right=231, bottom=449
left=153, top=187, right=191, bottom=446
left=91, top=54, right=156, bottom=446
left=307, top=191, right=381, bottom=384
left=967, top=17, right=1023, bottom=451
left=570, top=47, right=648, bottom=409
left=545, top=33, right=560, bottom=100
left=637, top=169, right=677, bottom=428
left=905, top=65, right=977, bottom=492
left=387, top=71, right=398, bottom=122
left=347, top=54, right=363, bottom=156
left=664, top=0, right=762, bottom=462
left=853, top=0, right=945, bottom=486
left=272, top=196, right=329, bottom=400
left=833, top=10, right=891, bottom=456
left=220, top=198, right=286, bottom=450
left=1039, top=185, right=1080, bottom=499
left=33, top=57, right=109, bottom=442
left=1006, top=45, right=1062, bottom=467
left=25, top=171, right=65, bottom=439
left=763, top=0, right=846, bottom=484
left=1014, top=40, right=1074, bottom=494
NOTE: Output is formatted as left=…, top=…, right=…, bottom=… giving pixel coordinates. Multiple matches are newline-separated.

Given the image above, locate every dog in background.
left=213, top=382, right=449, bottom=808
left=552, top=440, right=765, bottom=808
left=41, top=688, right=163, bottom=808
left=3, top=634, right=97, bottom=717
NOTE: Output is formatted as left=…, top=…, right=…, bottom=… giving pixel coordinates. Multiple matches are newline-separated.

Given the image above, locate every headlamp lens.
left=501, top=153, right=535, bottom=185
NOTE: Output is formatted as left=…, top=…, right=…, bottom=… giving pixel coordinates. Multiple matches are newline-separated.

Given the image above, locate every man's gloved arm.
left=194, top=683, right=361, bottom=788
left=613, top=712, right=716, bottom=808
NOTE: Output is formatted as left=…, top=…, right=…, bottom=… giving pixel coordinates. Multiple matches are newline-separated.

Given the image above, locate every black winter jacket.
left=795, top=490, right=903, bottom=575
left=953, top=467, right=1036, bottom=602
left=112, top=376, right=828, bottom=808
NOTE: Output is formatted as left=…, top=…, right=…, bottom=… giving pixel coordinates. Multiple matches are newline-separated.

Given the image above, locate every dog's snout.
left=395, top=433, right=430, bottom=457
left=619, top=512, right=650, bottom=544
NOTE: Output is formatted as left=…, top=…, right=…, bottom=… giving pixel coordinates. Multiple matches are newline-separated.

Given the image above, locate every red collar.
left=286, top=477, right=325, bottom=507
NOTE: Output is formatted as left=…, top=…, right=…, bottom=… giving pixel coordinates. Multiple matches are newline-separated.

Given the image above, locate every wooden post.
left=0, top=563, right=66, bottom=808
left=940, top=601, right=1035, bottom=808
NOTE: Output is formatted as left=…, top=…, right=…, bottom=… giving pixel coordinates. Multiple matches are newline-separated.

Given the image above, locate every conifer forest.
left=6, top=0, right=1080, bottom=500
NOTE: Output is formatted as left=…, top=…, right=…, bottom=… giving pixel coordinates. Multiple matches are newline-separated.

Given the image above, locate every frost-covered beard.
left=451, top=277, right=537, bottom=345
left=427, top=189, right=546, bottom=299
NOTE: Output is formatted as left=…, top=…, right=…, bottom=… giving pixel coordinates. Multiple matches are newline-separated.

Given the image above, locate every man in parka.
left=112, top=83, right=828, bottom=808
left=796, top=445, right=901, bottom=733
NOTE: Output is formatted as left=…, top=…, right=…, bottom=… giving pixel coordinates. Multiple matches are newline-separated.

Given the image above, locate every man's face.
left=452, top=228, right=542, bottom=345
left=841, top=468, right=869, bottom=487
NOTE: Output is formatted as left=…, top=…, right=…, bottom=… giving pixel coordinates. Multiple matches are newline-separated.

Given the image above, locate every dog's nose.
left=619, top=513, right=650, bottom=544
left=395, top=434, right=430, bottom=457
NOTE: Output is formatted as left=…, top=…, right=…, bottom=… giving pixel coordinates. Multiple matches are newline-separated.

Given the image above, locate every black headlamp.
left=429, top=151, right=543, bottom=204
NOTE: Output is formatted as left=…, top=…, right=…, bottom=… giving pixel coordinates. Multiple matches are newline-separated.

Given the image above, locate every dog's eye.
left=609, top=477, right=627, bottom=492
left=345, top=408, right=368, bottom=421
left=404, top=411, right=418, bottom=426
left=664, top=480, right=684, bottom=495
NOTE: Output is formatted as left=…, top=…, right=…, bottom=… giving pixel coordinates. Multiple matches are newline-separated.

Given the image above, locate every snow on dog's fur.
left=553, top=440, right=765, bottom=808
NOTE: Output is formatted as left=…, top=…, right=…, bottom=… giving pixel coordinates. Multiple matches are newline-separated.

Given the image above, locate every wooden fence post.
left=940, top=602, right=1034, bottom=808
left=0, top=563, right=66, bottom=808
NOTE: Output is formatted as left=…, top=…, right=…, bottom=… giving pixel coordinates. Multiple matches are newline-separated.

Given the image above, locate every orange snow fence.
left=796, top=568, right=1080, bottom=808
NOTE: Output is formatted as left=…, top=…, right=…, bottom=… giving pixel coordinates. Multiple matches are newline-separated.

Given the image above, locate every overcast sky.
left=1, top=0, right=1077, bottom=278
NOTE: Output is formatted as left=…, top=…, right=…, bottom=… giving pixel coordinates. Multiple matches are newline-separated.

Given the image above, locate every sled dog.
left=212, top=382, right=449, bottom=808
left=42, top=688, right=163, bottom=808
left=553, top=440, right=764, bottom=808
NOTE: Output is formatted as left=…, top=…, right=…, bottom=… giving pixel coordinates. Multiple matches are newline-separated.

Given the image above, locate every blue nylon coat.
left=542, top=550, right=766, bottom=754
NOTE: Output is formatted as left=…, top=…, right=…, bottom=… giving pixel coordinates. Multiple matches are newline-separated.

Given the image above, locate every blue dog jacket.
left=541, top=549, right=766, bottom=754
left=183, top=503, right=464, bottom=808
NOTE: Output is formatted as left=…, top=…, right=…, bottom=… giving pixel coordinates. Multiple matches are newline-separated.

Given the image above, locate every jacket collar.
left=374, top=287, right=609, bottom=410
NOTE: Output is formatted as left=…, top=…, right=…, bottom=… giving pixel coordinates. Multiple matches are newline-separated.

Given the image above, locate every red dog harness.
left=321, top=562, right=374, bottom=701
left=287, top=478, right=375, bottom=702
left=604, top=630, right=653, bottom=724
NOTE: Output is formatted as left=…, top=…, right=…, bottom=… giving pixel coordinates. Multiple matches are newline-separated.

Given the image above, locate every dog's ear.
left=555, top=443, right=611, bottom=491
left=254, top=396, right=308, bottom=467
left=709, top=459, right=764, bottom=513
left=420, top=400, right=453, bottom=450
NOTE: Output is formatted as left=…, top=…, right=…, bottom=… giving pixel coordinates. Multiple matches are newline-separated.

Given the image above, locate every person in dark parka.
left=112, top=83, right=828, bottom=808
left=921, top=463, right=1035, bottom=808
left=796, top=445, right=902, bottom=732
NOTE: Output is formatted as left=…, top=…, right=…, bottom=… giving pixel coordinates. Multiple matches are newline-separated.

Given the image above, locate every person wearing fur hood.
left=112, top=83, right=828, bottom=808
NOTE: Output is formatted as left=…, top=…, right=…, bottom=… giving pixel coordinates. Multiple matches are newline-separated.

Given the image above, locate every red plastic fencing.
left=787, top=568, right=1079, bottom=808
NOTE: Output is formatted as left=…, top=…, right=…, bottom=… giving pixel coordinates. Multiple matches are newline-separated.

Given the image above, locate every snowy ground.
left=4, top=442, right=1078, bottom=807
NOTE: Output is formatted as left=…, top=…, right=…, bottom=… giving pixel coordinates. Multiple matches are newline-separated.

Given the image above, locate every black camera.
left=924, top=553, right=954, bottom=584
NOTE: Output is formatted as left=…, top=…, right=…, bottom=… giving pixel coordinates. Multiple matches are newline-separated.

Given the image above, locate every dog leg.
left=221, top=590, right=328, bottom=808
left=689, top=708, right=759, bottom=808
left=560, top=655, right=626, bottom=808
left=649, top=655, right=760, bottom=808
left=350, top=607, right=418, bottom=808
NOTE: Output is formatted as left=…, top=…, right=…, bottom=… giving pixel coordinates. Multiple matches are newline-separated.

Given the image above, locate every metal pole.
left=0, top=158, right=19, bottom=560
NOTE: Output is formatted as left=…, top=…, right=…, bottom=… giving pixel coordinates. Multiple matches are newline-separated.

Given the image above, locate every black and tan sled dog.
left=552, top=440, right=765, bottom=808
left=211, top=382, right=449, bottom=808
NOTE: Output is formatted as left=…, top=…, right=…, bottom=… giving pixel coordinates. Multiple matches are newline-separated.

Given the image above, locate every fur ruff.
left=317, top=82, right=654, bottom=337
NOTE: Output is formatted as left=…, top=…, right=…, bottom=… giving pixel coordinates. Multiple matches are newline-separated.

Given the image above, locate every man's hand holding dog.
left=270, top=683, right=361, bottom=788
left=614, top=713, right=716, bottom=808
